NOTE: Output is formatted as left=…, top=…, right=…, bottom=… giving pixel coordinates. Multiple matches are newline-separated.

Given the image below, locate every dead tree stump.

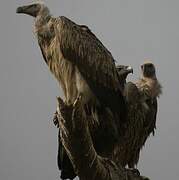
left=56, top=96, right=150, bottom=180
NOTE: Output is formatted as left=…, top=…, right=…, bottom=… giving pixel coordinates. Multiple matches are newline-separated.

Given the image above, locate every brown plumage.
left=114, top=62, right=162, bottom=168
left=16, top=2, right=127, bottom=179
left=17, top=2, right=126, bottom=120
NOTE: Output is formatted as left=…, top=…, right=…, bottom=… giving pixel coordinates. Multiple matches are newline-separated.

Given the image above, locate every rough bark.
left=56, top=96, right=150, bottom=180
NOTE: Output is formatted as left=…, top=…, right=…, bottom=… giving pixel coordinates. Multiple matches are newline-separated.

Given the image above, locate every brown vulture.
left=16, top=2, right=131, bottom=179
left=114, top=61, right=162, bottom=168
left=16, top=2, right=127, bottom=126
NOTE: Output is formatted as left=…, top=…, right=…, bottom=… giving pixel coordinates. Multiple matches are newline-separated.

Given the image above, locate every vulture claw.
left=53, top=111, right=59, bottom=128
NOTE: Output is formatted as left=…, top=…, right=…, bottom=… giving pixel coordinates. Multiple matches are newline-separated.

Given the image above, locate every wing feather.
left=114, top=82, right=158, bottom=167
left=55, top=16, right=126, bottom=122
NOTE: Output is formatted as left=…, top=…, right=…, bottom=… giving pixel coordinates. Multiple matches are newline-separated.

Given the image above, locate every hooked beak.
left=16, top=4, right=40, bottom=17
left=16, top=5, right=29, bottom=14
left=126, top=66, right=133, bottom=74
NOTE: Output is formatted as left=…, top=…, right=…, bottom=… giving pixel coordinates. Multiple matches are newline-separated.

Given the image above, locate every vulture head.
left=141, top=61, right=156, bottom=78
left=116, top=65, right=133, bottom=91
left=117, top=65, right=133, bottom=79
left=16, top=2, right=50, bottom=18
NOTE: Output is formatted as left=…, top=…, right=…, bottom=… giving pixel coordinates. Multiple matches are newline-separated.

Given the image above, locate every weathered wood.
left=56, top=96, right=150, bottom=180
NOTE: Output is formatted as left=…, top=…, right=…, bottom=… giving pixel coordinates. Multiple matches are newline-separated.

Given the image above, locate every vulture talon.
left=53, top=111, right=59, bottom=128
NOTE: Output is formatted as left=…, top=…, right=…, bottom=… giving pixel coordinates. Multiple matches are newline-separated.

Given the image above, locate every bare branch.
left=56, top=96, right=150, bottom=180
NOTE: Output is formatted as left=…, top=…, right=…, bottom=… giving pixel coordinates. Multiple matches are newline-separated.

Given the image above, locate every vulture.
left=16, top=2, right=129, bottom=179
left=17, top=1, right=161, bottom=177
left=114, top=61, right=162, bottom=168
left=16, top=2, right=126, bottom=126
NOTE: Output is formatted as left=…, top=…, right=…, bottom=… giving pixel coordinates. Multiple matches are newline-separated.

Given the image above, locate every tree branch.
left=56, top=96, right=150, bottom=180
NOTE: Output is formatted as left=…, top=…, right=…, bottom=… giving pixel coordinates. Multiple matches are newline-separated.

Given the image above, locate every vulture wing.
left=57, top=130, right=76, bottom=179
left=142, top=98, right=157, bottom=139
left=114, top=82, right=158, bottom=167
left=56, top=16, right=126, bottom=122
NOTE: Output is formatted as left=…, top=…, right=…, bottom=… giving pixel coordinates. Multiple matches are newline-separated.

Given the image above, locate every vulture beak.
left=16, top=6, right=26, bottom=13
left=126, top=66, right=133, bottom=74
left=16, top=4, right=41, bottom=17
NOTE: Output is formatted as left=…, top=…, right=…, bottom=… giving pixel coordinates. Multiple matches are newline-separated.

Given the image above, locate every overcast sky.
left=0, top=0, right=179, bottom=180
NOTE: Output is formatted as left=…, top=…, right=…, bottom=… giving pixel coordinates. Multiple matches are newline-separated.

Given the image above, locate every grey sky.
left=0, top=0, right=178, bottom=180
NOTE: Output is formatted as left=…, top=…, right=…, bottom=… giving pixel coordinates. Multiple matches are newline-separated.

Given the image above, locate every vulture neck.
left=35, top=10, right=51, bottom=30
left=34, top=10, right=54, bottom=42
